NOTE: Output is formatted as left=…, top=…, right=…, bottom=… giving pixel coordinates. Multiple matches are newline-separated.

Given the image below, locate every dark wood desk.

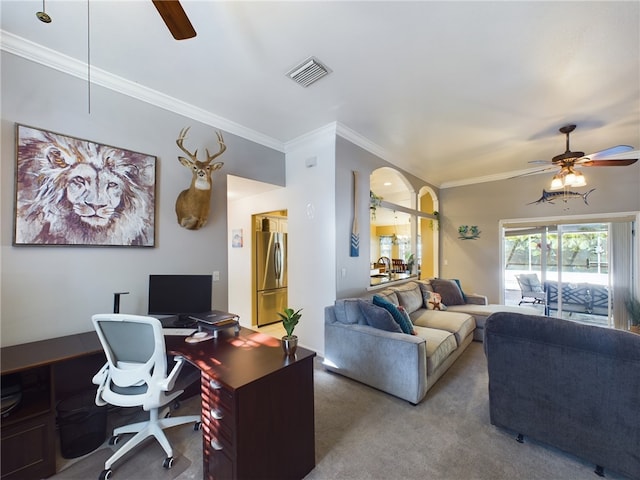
left=1, top=331, right=105, bottom=479
left=1, top=328, right=316, bottom=480
left=166, top=327, right=316, bottom=480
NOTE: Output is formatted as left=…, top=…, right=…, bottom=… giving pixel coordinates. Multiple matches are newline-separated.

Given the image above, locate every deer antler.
left=205, top=131, right=226, bottom=165
left=176, top=126, right=199, bottom=162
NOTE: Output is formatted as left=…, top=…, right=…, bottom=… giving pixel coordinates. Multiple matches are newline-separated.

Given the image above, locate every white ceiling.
left=2, top=1, right=639, bottom=187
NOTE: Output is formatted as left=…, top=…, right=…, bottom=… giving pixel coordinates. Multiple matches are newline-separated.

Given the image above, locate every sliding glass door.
left=502, top=216, right=637, bottom=329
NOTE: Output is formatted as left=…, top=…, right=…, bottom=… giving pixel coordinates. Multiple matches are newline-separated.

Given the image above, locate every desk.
left=167, top=327, right=316, bottom=480
left=1, top=328, right=316, bottom=480
left=1, top=332, right=105, bottom=479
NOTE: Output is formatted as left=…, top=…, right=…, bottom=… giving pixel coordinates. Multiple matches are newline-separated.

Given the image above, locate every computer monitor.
left=148, top=274, right=212, bottom=326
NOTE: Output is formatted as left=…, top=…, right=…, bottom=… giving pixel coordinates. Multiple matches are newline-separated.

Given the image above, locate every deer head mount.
left=175, top=127, right=226, bottom=230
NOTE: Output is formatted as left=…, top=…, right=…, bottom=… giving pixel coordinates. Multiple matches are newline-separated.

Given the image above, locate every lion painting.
left=14, top=125, right=156, bottom=246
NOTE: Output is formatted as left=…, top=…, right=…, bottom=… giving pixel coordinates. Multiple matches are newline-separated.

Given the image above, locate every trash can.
left=57, top=390, right=107, bottom=459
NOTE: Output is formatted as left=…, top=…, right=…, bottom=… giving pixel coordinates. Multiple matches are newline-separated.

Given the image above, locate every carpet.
left=51, top=342, right=631, bottom=480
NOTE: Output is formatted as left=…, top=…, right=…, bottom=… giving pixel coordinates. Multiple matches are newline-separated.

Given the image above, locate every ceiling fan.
left=152, top=0, right=196, bottom=40
left=529, top=124, right=639, bottom=190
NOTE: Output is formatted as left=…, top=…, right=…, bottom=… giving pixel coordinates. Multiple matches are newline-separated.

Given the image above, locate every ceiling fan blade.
left=152, top=0, right=196, bottom=40
left=583, top=145, right=634, bottom=160
left=579, top=159, right=638, bottom=167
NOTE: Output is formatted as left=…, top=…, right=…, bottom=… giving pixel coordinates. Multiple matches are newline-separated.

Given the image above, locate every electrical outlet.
left=213, top=271, right=220, bottom=281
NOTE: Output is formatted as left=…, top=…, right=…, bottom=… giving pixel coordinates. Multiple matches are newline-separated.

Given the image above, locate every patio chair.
left=515, top=274, right=546, bottom=311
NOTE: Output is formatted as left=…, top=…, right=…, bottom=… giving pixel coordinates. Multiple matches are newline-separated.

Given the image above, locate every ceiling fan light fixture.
left=570, top=171, right=586, bottom=187
left=564, top=170, right=577, bottom=186
left=550, top=174, right=564, bottom=190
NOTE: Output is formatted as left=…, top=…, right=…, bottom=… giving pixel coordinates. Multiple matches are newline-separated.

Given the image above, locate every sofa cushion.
left=373, top=295, right=413, bottom=334
left=446, top=304, right=541, bottom=330
left=392, top=283, right=424, bottom=314
left=375, top=289, right=400, bottom=306
left=333, top=298, right=366, bottom=325
left=411, top=309, right=476, bottom=346
left=358, top=299, right=402, bottom=333
left=425, top=291, right=447, bottom=311
left=431, top=278, right=466, bottom=306
left=413, top=326, right=457, bottom=375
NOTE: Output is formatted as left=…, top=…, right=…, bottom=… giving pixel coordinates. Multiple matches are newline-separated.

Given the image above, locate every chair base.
left=105, top=407, right=200, bottom=471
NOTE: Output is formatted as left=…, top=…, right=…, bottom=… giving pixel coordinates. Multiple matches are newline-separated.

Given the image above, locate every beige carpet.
left=51, top=342, right=630, bottom=480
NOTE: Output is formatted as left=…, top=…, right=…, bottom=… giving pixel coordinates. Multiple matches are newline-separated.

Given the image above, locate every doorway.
left=253, top=211, right=288, bottom=327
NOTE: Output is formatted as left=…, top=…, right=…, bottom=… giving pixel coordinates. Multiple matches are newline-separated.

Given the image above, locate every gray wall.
left=1, top=52, right=284, bottom=346
left=439, top=165, right=640, bottom=302
left=334, top=136, right=438, bottom=298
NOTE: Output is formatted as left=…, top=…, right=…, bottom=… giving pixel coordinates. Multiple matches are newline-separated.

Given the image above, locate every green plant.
left=624, top=293, right=640, bottom=327
left=370, top=191, right=383, bottom=219
left=278, top=307, right=303, bottom=338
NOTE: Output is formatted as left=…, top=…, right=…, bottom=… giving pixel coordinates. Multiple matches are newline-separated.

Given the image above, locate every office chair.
left=92, top=314, right=201, bottom=480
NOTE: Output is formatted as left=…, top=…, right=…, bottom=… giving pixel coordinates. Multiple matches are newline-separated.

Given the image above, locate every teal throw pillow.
left=372, top=295, right=413, bottom=335
left=397, top=305, right=416, bottom=335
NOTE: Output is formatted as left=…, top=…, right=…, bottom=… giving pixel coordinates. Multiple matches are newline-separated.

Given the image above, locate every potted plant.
left=278, top=307, right=303, bottom=355
left=624, top=293, right=640, bottom=334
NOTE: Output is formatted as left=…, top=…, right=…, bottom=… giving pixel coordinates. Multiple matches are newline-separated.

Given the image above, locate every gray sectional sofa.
left=485, top=311, right=640, bottom=480
left=324, top=279, right=541, bottom=404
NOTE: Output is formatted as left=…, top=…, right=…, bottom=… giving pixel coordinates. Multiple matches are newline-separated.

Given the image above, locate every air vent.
left=286, top=57, right=332, bottom=87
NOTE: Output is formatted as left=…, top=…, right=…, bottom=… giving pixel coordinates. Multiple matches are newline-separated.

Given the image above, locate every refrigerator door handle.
left=274, top=242, right=282, bottom=280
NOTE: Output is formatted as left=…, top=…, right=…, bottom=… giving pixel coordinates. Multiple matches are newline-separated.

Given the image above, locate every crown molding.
left=1, top=31, right=539, bottom=189
left=0, top=30, right=284, bottom=152
left=284, top=122, right=338, bottom=152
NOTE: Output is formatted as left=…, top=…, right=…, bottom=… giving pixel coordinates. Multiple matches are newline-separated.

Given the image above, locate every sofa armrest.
left=465, top=293, right=488, bottom=305
left=324, top=321, right=427, bottom=404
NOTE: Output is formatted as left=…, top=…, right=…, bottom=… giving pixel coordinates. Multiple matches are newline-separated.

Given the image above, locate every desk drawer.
left=1, top=412, right=55, bottom=479
left=201, top=373, right=236, bottom=453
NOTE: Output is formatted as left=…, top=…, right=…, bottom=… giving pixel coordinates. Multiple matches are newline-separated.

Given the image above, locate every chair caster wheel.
left=163, top=457, right=174, bottom=469
left=194, top=421, right=202, bottom=431
left=108, top=435, right=120, bottom=446
left=99, top=468, right=112, bottom=480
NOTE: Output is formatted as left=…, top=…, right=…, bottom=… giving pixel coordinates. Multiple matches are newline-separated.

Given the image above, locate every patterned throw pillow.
left=426, top=291, right=448, bottom=311
left=357, top=300, right=402, bottom=333
left=372, top=295, right=414, bottom=334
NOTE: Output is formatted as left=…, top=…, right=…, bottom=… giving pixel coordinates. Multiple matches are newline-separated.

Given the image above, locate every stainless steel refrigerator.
left=256, top=231, right=288, bottom=327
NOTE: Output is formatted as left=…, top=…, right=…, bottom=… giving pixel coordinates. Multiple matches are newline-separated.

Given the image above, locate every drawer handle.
left=210, top=408, right=223, bottom=420
left=209, top=379, right=222, bottom=390
left=210, top=439, right=223, bottom=451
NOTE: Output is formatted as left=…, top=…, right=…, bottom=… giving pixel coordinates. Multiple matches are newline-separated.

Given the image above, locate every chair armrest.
left=465, top=293, right=488, bottom=305
left=92, top=362, right=108, bottom=385
left=92, top=362, right=109, bottom=406
left=160, top=355, right=186, bottom=392
left=324, top=322, right=427, bottom=404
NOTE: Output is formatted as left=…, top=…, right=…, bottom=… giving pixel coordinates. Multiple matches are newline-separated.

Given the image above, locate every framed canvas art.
left=14, top=124, right=157, bottom=246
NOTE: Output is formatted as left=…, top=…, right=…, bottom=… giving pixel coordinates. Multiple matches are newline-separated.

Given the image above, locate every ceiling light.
left=549, top=167, right=587, bottom=190
left=36, top=0, right=52, bottom=23
left=570, top=171, right=586, bottom=187
left=550, top=174, right=564, bottom=190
